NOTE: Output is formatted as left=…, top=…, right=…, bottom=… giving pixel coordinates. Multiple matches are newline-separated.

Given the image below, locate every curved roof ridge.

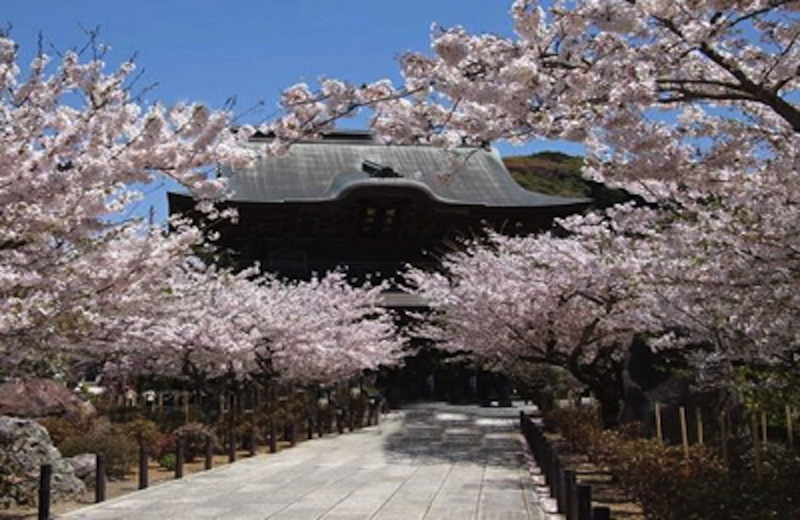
left=223, top=139, right=590, bottom=208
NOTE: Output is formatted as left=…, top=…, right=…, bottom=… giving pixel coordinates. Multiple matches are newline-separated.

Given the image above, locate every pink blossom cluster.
left=100, top=266, right=403, bottom=386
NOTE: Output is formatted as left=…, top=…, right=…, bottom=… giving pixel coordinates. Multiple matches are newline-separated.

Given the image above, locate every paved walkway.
left=62, top=403, right=547, bottom=520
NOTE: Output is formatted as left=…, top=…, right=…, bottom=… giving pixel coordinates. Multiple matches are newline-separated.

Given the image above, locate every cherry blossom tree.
left=96, top=263, right=403, bottom=392
left=0, top=34, right=404, bottom=399
left=0, top=36, right=256, bottom=376
left=405, top=222, right=651, bottom=425
left=270, top=0, right=799, bottom=401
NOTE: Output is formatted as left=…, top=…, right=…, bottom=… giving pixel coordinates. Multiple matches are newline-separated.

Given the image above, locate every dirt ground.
left=0, top=447, right=285, bottom=519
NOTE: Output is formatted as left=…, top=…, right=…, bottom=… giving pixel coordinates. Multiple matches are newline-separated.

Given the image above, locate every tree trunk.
left=590, top=383, right=624, bottom=429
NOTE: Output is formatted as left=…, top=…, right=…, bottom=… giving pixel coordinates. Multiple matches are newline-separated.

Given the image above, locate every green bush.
left=159, top=453, right=176, bottom=472
left=609, top=437, right=799, bottom=519
left=549, top=408, right=800, bottom=519
left=59, top=429, right=138, bottom=480
left=122, top=418, right=161, bottom=452
left=545, top=407, right=603, bottom=452
left=39, top=416, right=93, bottom=446
left=153, top=432, right=176, bottom=461
left=173, top=422, right=218, bottom=462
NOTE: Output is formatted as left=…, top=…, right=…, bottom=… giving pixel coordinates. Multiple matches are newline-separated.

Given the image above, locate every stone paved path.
left=62, top=403, right=546, bottom=520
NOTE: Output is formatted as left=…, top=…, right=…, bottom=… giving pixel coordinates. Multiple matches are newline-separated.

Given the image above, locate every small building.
left=169, top=131, right=588, bottom=282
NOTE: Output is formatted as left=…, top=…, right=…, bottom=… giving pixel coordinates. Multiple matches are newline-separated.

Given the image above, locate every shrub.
left=159, top=453, right=176, bottom=472
left=59, top=429, right=138, bottom=480
left=546, top=407, right=603, bottom=452
left=173, top=422, right=218, bottom=462
left=608, top=439, right=800, bottom=520
left=122, top=418, right=160, bottom=452
left=153, top=433, right=176, bottom=461
left=39, top=416, right=92, bottom=446
left=548, top=408, right=800, bottom=519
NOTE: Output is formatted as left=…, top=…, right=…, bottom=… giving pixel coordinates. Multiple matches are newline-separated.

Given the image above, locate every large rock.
left=65, top=453, right=96, bottom=483
left=0, top=378, right=96, bottom=421
left=0, top=416, right=85, bottom=507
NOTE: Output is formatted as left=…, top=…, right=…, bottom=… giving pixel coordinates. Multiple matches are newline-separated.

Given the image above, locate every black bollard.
left=592, top=506, right=611, bottom=520
left=269, top=421, right=277, bottom=454
left=38, top=463, right=52, bottom=520
left=228, top=432, right=236, bottom=462
left=175, top=439, right=185, bottom=479
left=336, top=411, right=344, bottom=434
left=249, top=426, right=257, bottom=457
left=204, top=436, right=213, bottom=470
left=138, top=444, right=149, bottom=490
left=556, top=466, right=569, bottom=514
left=95, top=454, right=106, bottom=503
left=308, top=417, right=314, bottom=440
left=564, top=469, right=575, bottom=519
left=576, top=483, right=592, bottom=520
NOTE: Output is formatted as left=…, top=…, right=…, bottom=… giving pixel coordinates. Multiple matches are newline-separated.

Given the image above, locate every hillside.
left=503, top=152, right=630, bottom=209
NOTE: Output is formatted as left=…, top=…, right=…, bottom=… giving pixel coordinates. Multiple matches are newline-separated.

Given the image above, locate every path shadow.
left=380, top=403, right=528, bottom=468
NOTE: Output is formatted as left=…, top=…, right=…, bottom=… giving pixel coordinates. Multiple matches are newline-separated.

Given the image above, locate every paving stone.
left=61, top=404, right=546, bottom=520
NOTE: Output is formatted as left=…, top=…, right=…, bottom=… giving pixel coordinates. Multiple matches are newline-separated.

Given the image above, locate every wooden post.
left=720, top=411, right=729, bottom=467
left=289, top=422, right=297, bottom=447
left=95, top=454, right=106, bottom=503
left=563, top=468, right=575, bottom=519
left=557, top=464, right=568, bottom=514
left=551, top=456, right=561, bottom=502
left=228, top=431, right=237, bottom=462
left=184, top=391, right=190, bottom=424
left=38, top=464, right=52, bottom=520
left=679, top=406, right=690, bottom=458
left=204, top=436, right=213, bottom=470
left=157, top=392, right=164, bottom=413
left=787, top=405, right=794, bottom=452
left=655, top=402, right=663, bottom=443
left=761, top=410, right=768, bottom=444
left=176, top=439, right=185, bottom=479
left=752, top=414, right=763, bottom=482
left=249, top=425, right=257, bottom=457
left=695, top=407, right=704, bottom=445
left=308, top=416, right=314, bottom=440
left=576, top=483, right=592, bottom=520
left=138, top=444, right=149, bottom=490
left=269, top=420, right=277, bottom=454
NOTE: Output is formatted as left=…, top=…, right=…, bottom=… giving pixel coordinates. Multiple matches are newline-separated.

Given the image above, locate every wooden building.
left=169, top=131, right=588, bottom=283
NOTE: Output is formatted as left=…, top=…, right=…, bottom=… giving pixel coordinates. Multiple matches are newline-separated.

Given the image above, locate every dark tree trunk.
left=589, top=383, right=624, bottom=429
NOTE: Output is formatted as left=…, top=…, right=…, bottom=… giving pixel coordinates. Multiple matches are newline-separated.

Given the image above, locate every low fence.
left=37, top=401, right=382, bottom=518
left=520, top=411, right=611, bottom=520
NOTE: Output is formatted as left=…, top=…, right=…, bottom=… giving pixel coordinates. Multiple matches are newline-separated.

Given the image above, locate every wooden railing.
left=520, top=411, right=611, bottom=520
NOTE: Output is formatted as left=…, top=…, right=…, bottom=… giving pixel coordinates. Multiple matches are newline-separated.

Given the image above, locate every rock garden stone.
left=0, top=415, right=85, bottom=507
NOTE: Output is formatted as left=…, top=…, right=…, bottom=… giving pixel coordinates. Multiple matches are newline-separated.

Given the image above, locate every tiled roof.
left=222, top=134, right=588, bottom=208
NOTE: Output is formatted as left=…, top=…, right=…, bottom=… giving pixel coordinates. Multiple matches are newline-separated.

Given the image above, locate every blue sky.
left=4, top=0, right=577, bottom=219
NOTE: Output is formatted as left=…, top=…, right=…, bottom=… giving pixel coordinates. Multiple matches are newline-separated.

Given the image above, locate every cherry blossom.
left=0, top=37, right=263, bottom=375
left=99, top=265, right=404, bottom=387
